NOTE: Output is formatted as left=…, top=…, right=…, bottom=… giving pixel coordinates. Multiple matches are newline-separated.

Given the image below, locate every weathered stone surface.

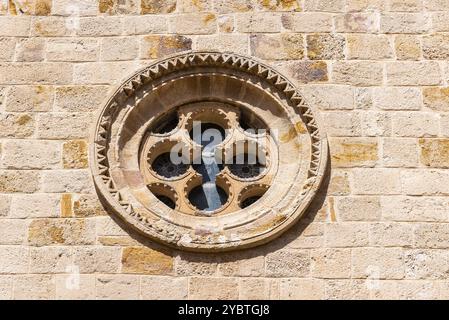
left=99, top=0, right=139, bottom=14
left=124, top=15, right=167, bottom=34
left=168, top=13, right=217, bottom=34
left=352, top=248, right=405, bottom=279
left=28, top=218, right=96, bottom=246
left=352, top=169, right=401, bottom=195
left=311, top=248, right=351, bottom=278
left=31, top=17, right=73, bottom=37
left=141, top=0, right=176, bottom=13
left=62, top=140, right=88, bottom=169
left=336, top=196, right=381, bottom=221
left=335, top=13, right=378, bottom=33
left=391, top=113, right=439, bottom=137
left=370, top=223, right=413, bottom=247
left=325, top=223, right=369, bottom=247
left=0, top=38, right=16, bottom=61
left=6, top=85, right=54, bottom=112
left=122, top=247, right=174, bottom=275
left=40, top=170, right=92, bottom=193
left=347, top=34, right=393, bottom=60
left=235, top=12, right=281, bottom=33
left=55, top=275, right=96, bottom=300
left=382, top=138, right=419, bottom=167
left=141, top=276, right=188, bottom=299
left=423, top=87, right=449, bottom=111
left=13, top=275, right=55, bottom=299
left=282, top=13, right=333, bottom=32
left=300, top=85, right=353, bottom=110
left=0, top=194, right=11, bottom=216
left=328, top=170, right=351, bottom=196
left=101, top=37, right=139, bottom=61
left=0, top=220, right=29, bottom=245
left=250, top=33, right=304, bottom=60
left=401, top=169, right=449, bottom=195
left=195, top=34, right=249, bottom=55
left=77, top=17, right=123, bottom=36
left=330, top=137, right=378, bottom=168
left=37, top=113, right=92, bottom=139
left=373, top=87, right=422, bottom=110
left=386, top=61, right=442, bottom=86
left=0, top=170, right=39, bottom=193
left=280, top=278, right=324, bottom=299
left=73, top=194, right=106, bottom=217
left=395, top=35, right=422, bottom=60
left=381, top=13, right=430, bottom=33
left=141, top=35, right=192, bottom=59
left=307, top=33, right=345, bottom=60
left=219, top=253, right=265, bottom=276
left=266, top=250, right=309, bottom=277
left=240, top=278, right=278, bottom=300
left=423, top=34, right=449, bottom=60
left=55, top=85, right=108, bottom=112
left=0, top=17, right=31, bottom=36
left=175, top=253, right=218, bottom=276
left=1, top=140, right=61, bottom=169
left=332, top=61, right=383, bottom=86
left=324, top=279, right=369, bottom=300
left=96, top=275, right=139, bottom=300
left=46, top=38, right=99, bottom=62
left=189, top=277, right=239, bottom=300
left=10, top=194, right=60, bottom=218
left=322, top=112, right=361, bottom=136
left=304, top=0, right=344, bottom=11
left=282, top=61, right=328, bottom=83
left=419, top=139, right=449, bottom=168
left=0, top=246, right=29, bottom=273
left=414, top=223, right=449, bottom=248
left=381, top=196, right=449, bottom=222
left=432, top=12, right=449, bottom=32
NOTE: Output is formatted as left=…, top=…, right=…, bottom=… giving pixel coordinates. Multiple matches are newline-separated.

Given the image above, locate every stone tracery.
left=90, top=51, right=328, bottom=252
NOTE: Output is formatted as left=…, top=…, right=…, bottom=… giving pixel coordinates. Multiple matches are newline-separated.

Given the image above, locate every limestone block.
left=391, top=112, right=439, bottom=137
left=373, top=87, right=422, bottom=110
left=307, top=33, right=345, bottom=60
left=335, top=196, right=381, bottom=221
left=394, top=35, right=422, bottom=60
left=46, top=38, right=99, bottom=62
left=37, top=113, right=92, bottom=139
left=352, top=168, right=401, bottom=195
left=121, top=246, right=174, bottom=275
left=13, top=275, right=55, bottom=299
left=0, top=170, right=39, bottom=193
left=329, top=137, right=378, bottom=168
left=347, top=34, right=393, bottom=60
left=282, top=13, right=333, bottom=32
left=168, top=13, right=217, bottom=34
left=40, top=170, right=92, bottom=193
left=101, top=37, right=139, bottom=61
left=279, top=278, right=324, bottom=299
left=382, top=138, right=419, bottom=167
left=96, top=275, right=139, bottom=300
left=381, top=13, right=430, bottom=33
left=10, top=194, right=60, bottom=218
left=266, top=250, right=310, bottom=277
left=250, top=33, right=304, bottom=60
left=6, top=85, right=54, bottom=112
left=141, top=276, right=188, bottom=300
left=381, top=196, right=449, bottom=222
left=332, top=61, right=383, bottom=86
left=1, top=140, right=61, bottom=169
left=324, top=223, right=370, bottom=247
left=141, top=35, right=192, bottom=59
left=28, top=218, right=96, bottom=246
left=352, top=248, right=405, bottom=279
left=189, top=277, right=239, bottom=300
left=311, top=248, right=351, bottom=278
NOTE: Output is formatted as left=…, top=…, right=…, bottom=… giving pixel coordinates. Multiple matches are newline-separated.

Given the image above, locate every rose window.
left=91, top=52, right=327, bottom=251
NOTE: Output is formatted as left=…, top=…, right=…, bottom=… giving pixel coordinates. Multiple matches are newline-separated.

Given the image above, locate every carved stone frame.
left=90, top=51, right=328, bottom=252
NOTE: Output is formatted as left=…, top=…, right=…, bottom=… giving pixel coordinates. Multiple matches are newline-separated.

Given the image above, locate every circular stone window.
left=91, top=52, right=328, bottom=252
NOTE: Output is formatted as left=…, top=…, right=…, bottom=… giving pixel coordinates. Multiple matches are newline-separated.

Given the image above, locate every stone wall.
left=1, top=0, right=449, bottom=300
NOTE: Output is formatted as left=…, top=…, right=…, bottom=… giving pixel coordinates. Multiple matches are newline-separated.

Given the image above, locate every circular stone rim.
left=90, top=51, right=328, bottom=252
